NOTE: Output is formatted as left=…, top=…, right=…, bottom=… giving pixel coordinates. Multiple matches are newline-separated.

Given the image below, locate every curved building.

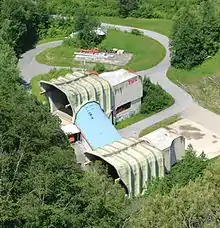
left=40, top=71, right=113, bottom=125
left=75, top=101, right=121, bottom=149
left=86, top=137, right=165, bottom=197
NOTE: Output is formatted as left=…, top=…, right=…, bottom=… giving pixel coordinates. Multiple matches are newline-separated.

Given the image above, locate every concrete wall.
left=113, top=75, right=143, bottom=109
left=116, top=98, right=141, bottom=122
left=163, top=136, right=185, bottom=172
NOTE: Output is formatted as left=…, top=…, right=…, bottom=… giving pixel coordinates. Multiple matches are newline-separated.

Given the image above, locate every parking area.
left=167, top=118, right=220, bottom=159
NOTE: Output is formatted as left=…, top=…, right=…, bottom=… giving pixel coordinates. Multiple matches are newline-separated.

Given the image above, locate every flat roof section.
left=75, top=101, right=121, bottom=149
left=99, top=69, right=138, bottom=86
left=61, top=124, right=80, bottom=135
left=168, top=118, right=220, bottom=159
left=141, top=128, right=182, bottom=151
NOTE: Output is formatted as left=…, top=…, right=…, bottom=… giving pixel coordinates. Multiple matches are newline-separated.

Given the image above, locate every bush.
left=140, top=78, right=174, bottom=115
left=74, top=8, right=104, bottom=48
left=93, top=63, right=106, bottom=73
left=63, top=36, right=80, bottom=47
left=131, top=29, right=143, bottom=36
left=145, top=146, right=208, bottom=196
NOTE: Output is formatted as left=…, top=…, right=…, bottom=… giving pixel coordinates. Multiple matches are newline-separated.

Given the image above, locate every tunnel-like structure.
left=40, top=72, right=113, bottom=124
left=74, top=101, right=165, bottom=197
left=40, top=72, right=166, bottom=197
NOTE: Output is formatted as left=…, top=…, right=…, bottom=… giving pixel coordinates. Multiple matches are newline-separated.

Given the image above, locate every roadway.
left=18, top=24, right=220, bottom=138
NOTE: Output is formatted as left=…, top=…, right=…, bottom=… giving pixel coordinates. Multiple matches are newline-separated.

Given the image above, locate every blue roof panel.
left=75, top=102, right=121, bottom=149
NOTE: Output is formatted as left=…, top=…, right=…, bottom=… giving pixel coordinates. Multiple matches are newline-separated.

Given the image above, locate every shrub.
left=140, top=78, right=174, bottom=115
left=63, top=36, right=80, bottom=47
left=145, top=146, right=208, bottom=196
left=93, top=63, right=106, bottom=73
left=130, top=29, right=143, bottom=36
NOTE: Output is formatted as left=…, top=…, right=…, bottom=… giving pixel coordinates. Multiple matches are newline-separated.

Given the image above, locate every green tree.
left=0, top=0, right=49, bottom=55
left=0, top=40, right=127, bottom=227
left=74, top=8, right=103, bottom=48
left=145, top=146, right=208, bottom=196
left=199, top=0, right=220, bottom=57
left=127, top=157, right=220, bottom=228
left=117, top=0, right=138, bottom=18
left=170, top=6, right=206, bottom=69
left=171, top=1, right=220, bottom=69
left=140, top=78, right=174, bottom=115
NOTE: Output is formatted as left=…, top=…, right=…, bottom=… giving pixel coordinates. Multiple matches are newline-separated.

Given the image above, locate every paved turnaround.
left=18, top=23, right=220, bottom=138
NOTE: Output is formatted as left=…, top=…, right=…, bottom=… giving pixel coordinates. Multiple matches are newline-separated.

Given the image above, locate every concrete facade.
left=141, top=128, right=185, bottom=172
left=100, top=69, right=143, bottom=122
left=41, top=69, right=143, bottom=126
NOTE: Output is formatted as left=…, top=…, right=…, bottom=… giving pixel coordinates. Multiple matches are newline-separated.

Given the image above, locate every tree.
left=171, top=1, right=220, bottom=69
left=140, top=78, right=174, bottom=115
left=0, top=40, right=127, bottom=227
left=126, top=157, right=220, bottom=228
left=145, top=146, right=208, bottom=196
left=74, top=8, right=103, bottom=48
left=0, top=0, right=49, bottom=55
left=199, top=0, right=220, bottom=57
left=170, top=6, right=206, bottom=69
left=117, top=0, right=138, bottom=18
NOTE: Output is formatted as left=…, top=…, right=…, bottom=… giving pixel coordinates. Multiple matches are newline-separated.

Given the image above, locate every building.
left=75, top=101, right=121, bottom=150
left=40, top=72, right=185, bottom=197
left=100, top=69, right=143, bottom=122
left=40, top=71, right=113, bottom=125
left=40, top=69, right=143, bottom=125
left=74, top=101, right=165, bottom=197
left=141, top=128, right=185, bottom=172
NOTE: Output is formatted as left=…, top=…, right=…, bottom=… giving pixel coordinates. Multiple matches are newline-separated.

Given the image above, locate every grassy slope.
left=37, top=36, right=65, bottom=45
left=168, top=51, right=220, bottom=85
left=101, top=30, right=165, bottom=71
left=36, top=45, right=80, bottom=67
left=168, top=51, right=220, bottom=114
left=36, top=29, right=165, bottom=71
left=100, top=17, right=173, bottom=37
left=139, top=115, right=181, bottom=137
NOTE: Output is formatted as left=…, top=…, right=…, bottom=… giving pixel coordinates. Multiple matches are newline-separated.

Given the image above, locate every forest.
left=1, top=0, right=220, bottom=227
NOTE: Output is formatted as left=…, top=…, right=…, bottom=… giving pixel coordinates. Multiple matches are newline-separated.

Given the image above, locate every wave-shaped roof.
left=40, top=71, right=113, bottom=120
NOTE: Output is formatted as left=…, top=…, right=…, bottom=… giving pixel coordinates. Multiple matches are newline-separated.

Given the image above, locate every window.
left=116, top=102, right=131, bottom=114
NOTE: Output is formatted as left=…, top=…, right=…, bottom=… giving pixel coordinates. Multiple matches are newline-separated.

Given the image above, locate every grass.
left=36, top=45, right=80, bottom=67
left=116, top=78, right=175, bottom=130
left=139, top=115, right=181, bottom=137
left=31, top=68, right=72, bottom=102
left=36, top=29, right=165, bottom=71
left=37, top=36, right=65, bottom=45
left=168, top=51, right=220, bottom=115
left=100, top=16, right=173, bottom=37
left=116, top=113, right=148, bottom=130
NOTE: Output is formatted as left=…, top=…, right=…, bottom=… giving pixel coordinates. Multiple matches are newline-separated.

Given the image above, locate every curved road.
left=19, top=24, right=220, bottom=138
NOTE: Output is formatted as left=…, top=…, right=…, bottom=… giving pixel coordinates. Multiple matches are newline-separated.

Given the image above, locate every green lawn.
left=37, top=36, right=65, bottom=45
left=116, top=113, right=149, bottom=130
left=168, top=51, right=220, bottom=115
left=139, top=115, right=181, bottom=137
left=100, top=17, right=173, bottom=37
left=36, top=45, right=80, bottom=67
left=31, top=68, right=72, bottom=102
left=36, top=29, right=165, bottom=71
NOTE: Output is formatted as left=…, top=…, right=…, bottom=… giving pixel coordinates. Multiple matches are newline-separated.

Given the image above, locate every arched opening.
left=40, top=83, right=73, bottom=121
left=85, top=153, right=128, bottom=195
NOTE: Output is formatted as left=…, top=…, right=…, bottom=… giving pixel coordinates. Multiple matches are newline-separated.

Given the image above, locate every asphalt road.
left=18, top=23, right=220, bottom=138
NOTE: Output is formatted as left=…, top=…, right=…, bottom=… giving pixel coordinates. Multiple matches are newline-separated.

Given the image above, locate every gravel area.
left=75, top=53, right=133, bottom=65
